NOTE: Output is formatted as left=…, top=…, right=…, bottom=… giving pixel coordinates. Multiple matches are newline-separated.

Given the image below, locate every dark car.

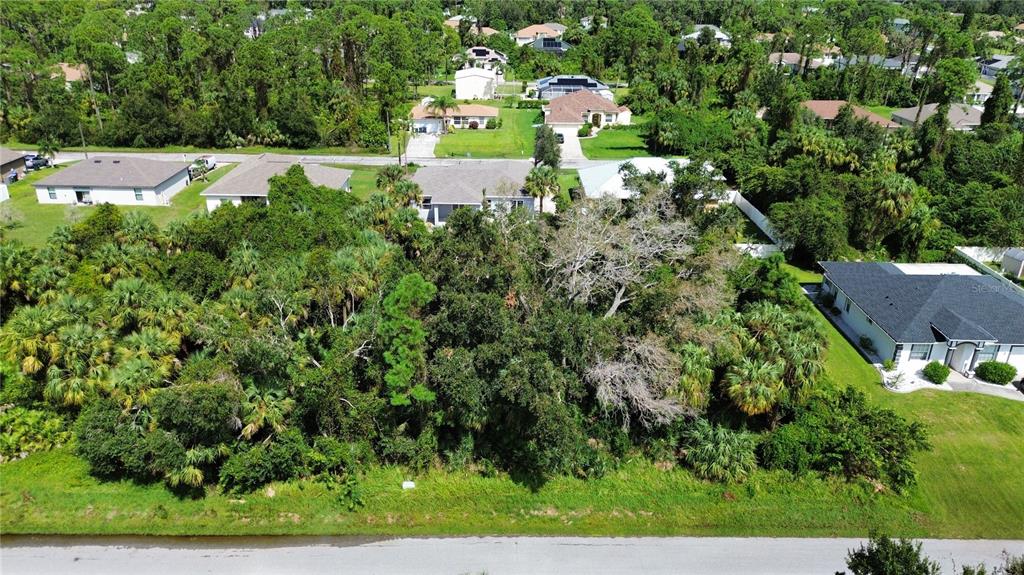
left=24, top=155, right=49, bottom=170
left=555, top=133, right=564, bottom=144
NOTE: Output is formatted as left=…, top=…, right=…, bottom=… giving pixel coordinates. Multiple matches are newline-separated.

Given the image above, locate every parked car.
left=555, top=133, right=564, bottom=144
left=24, top=155, right=50, bottom=170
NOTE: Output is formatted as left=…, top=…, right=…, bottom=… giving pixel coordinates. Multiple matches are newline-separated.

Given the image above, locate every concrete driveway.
left=553, top=127, right=585, bottom=160
left=405, top=134, right=438, bottom=159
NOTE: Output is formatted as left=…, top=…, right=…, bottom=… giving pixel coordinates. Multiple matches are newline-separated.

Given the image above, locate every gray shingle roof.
left=820, top=261, right=1024, bottom=343
left=35, top=156, right=190, bottom=188
left=411, top=161, right=531, bottom=204
left=200, top=154, right=352, bottom=198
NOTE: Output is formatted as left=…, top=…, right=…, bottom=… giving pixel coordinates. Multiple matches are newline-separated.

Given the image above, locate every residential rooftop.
left=35, top=156, right=190, bottom=188
left=801, top=100, right=899, bottom=128
left=200, top=154, right=352, bottom=198
left=411, top=161, right=531, bottom=205
left=892, top=103, right=982, bottom=129
left=544, top=89, right=625, bottom=124
left=820, top=261, right=1024, bottom=343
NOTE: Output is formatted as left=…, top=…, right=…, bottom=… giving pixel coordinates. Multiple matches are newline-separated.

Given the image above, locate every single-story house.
left=536, top=75, right=613, bottom=101
left=444, top=16, right=499, bottom=37
left=979, top=54, right=1015, bottom=78
left=543, top=89, right=631, bottom=130
left=34, top=156, right=190, bottom=206
left=200, top=154, right=351, bottom=212
left=464, top=46, right=507, bottom=67
left=1, top=148, right=29, bottom=181
left=891, top=103, right=982, bottom=131
left=514, top=24, right=561, bottom=46
left=800, top=100, right=899, bottom=129
left=768, top=52, right=802, bottom=73
left=982, top=30, right=1006, bottom=40
left=1002, top=248, right=1024, bottom=279
left=528, top=36, right=572, bottom=56
left=455, top=67, right=497, bottom=100
left=965, top=79, right=994, bottom=105
left=820, top=261, right=1024, bottom=379
left=577, top=157, right=720, bottom=200
left=410, top=100, right=499, bottom=134
left=677, top=24, right=732, bottom=51
left=410, top=161, right=534, bottom=226
left=892, top=18, right=911, bottom=33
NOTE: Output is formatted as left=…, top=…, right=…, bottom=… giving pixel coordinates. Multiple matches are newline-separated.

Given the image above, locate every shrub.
left=974, top=361, right=1017, bottom=385
left=219, top=429, right=309, bottom=492
left=0, top=407, right=72, bottom=461
left=760, top=387, right=930, bottom=491
left=682, top=419, right=757, bottom=482
left=922, top=361, right=950, bottom=385
left=577, top=124, right=593, bottom=137
left=845, top=534, right=941, bottom=575
left=882, top=359, right=896, bottom=372
left=468, top=120, right=479, bottom=129
left=74, top=398, right=149, bottom=479
left=485, top=118, right=497, bottom=129
left=150, top=383, right=243, bottom=447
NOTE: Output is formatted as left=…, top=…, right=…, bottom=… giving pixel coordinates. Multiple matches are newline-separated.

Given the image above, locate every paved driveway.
left=553, top=127, right=585, bottom=160
left=405, top=134, right=439, bottom=159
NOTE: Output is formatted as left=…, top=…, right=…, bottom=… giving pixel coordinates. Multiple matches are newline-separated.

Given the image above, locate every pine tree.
left=980, top=74, right=1013, bottom=125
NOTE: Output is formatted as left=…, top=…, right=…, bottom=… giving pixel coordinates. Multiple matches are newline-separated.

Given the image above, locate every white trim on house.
left=34, top=170, right=190, bottom=206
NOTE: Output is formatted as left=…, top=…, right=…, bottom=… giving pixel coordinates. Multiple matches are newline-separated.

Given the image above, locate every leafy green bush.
left=974, top=361, right=1017, bottom=385
left=682, top=419, right=757, bottom=482
left=150, top=383, right=243, bottom=447
left=577, top=124, right=593, bottom=137
left=74, top=398, right=149, bottom=478
left=845, top=534, right=940, bottom=575
left=219, top=430, right=308, bottom=492
left=882, top=359, right=896, bottom=372
left=859, top=336, right=877, bottom=354
left=922, top=361, right=950, bottom=385
left=760, top=387, right=930, bottom=490
left=485, top=118, right=497, bottom=129
left=0, top=407, right=72, bottom=461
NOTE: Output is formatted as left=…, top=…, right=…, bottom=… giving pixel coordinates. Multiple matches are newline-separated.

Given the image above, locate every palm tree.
left=104, top=278, right=156, bottom=332
left=871, top=172, right=916, bottom=244
left=724, top=358, right=785, bottom=416
left=392, top=179, right=423, bottom=207
left=227, top=240, right=260, bottom=289
left=524, top=165, right=559, bottom=213
left=427, top=95, right=458, bottom=128
left=107, top=356, right=165, bottom=409
left=375, top=164, right=406, bottom=194
left=36, top=136, right=60, bottom=163
left=672, top=343, right=714, bottom=411
left=1, top=305, right=67, bottom=374
left=240, top=386, right=295, bottom=440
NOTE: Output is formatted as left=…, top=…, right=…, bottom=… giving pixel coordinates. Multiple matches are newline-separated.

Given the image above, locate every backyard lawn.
left=1, top=163, right=235, bottom=247
left=580, top=125, right=651, bottom=160
left=433, top=107, right=539, bottom=159
left=326, top=163, right=418, bottom=201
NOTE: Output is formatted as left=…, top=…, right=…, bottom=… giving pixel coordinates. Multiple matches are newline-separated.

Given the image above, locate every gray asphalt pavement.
left=2, top=536, right=1022, bottom=574
left=40, top=150, right=608, bottom=169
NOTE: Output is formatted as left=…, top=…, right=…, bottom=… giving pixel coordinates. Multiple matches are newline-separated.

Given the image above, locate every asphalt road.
left=3, top=536, right=1022, bottom=574
left=42, top=150, right=608, bottom=169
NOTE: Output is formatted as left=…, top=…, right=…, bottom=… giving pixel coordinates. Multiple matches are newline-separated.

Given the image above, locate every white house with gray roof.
left=34, top=156, right=190, bottom=206
left=410, top=161, right=533, bottom=226
left=200, top=154, right=351, bottom=212
left=820, top=262, right=1024, bottom=381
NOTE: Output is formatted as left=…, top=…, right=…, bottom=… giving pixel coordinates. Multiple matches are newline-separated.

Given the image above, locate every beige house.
left=542, top=90, right=631, bottom=130
left=410, top=101, right=498, bottom=134
left=200, top=154, right=351, bottom=211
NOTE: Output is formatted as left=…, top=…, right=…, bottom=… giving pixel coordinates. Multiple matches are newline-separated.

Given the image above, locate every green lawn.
left=1, top=164, right=235, bottom=247
left=792, top=262, right=1024, bottom=537
left=325, top=163, right=419, bottom=201
left=433, top=107, right=540, bottom=159
left=580, top=125, right=651, bottom=160
left=412, top=84, right=455, bottom=99
left=557, top=169, right=580, bottom=194
left=781, top=262, right=823, bottom=284
left=863, top=104, right=897, bottom=118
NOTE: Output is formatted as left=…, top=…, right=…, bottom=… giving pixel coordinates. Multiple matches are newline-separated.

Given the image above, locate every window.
left=975, top=346, right=996, bottom=363
left=605, top=114, right=614, bottom=122
left=844, top=299, right=851, bottom=313
left=909, top=344, right=931, bottom=361
left=47, top=187, right=56, bottom=200
left=134, top=188, right=143, bottom=201
left=421, top=196, right=432, bottom=207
